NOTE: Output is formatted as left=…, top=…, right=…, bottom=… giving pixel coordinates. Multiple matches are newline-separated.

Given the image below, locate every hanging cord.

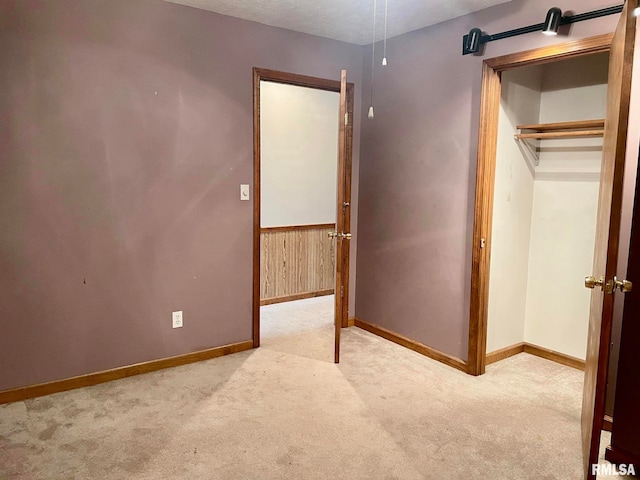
left=369, top=0, right=377, bottom=118
left=382, top=0, right=388, bottom=65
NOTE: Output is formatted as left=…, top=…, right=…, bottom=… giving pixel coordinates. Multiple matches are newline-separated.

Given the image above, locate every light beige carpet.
left=0, top=298, right=607, bottom=479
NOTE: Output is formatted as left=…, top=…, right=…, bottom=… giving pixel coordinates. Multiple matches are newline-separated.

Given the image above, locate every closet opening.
left=484, top=51, right=609, bottom=370
left=466, top=34, right=615, bottom=377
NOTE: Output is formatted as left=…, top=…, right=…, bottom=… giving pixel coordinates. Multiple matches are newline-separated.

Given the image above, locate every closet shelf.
left=514, top=119, right=605, bottom=140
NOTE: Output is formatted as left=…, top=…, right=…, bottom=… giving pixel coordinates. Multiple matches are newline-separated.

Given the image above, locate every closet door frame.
left=467, top=34, right=613, bottom=377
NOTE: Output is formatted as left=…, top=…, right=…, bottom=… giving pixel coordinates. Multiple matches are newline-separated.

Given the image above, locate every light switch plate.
left=240, top=184, right=250, bottom=201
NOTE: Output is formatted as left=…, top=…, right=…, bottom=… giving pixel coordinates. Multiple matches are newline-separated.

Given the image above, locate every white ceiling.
left=163, top=0, right=512, bottom=45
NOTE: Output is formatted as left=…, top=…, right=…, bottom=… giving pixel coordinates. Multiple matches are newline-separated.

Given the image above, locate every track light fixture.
left=465, top=28, right=483, bottom=54
left=542, top=7, right=562, bottom=35
left=462, top=4, right=623, bottom=56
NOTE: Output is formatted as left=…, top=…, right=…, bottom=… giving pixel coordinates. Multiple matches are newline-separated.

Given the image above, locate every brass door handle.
left=585, top=276, right=605, bottom=290
left=328, top=232, right=352, bottom=240
left=613, top=276, right=633, bottom=293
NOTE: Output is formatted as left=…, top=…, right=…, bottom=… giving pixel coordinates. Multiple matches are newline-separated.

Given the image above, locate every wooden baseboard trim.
left=260, top=289, right=334, bottom=306
left=603, top=415, right=613, bottom=432
left=523, top=343, right=585, bottom=371
left=485, top=342, right=585, bottom=370
left=354, top=318, right=467, bottom=372
left=0, top=340, right=254, bottom=405
left=486, top=343, right=525, bottom=365
left=347, top=317, right=355, bottom=327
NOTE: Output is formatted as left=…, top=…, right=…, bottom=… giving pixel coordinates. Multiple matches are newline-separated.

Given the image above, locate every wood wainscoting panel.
left=260, top=224, right=335, bottom=303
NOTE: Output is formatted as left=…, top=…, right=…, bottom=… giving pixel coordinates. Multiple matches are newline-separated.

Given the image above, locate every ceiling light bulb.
left=368, top=106, right=374, bottom=119
left=382, top=57, right=388, bottom=66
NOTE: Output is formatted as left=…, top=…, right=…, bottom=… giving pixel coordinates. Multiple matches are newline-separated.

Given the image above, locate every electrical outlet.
left=172, top=310, right=183, bottom=328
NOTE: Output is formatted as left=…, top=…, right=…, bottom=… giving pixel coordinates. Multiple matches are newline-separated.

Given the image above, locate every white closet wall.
left=524, top=55, right=608, bottom=359
left=486, top=67, right=541, bottom=353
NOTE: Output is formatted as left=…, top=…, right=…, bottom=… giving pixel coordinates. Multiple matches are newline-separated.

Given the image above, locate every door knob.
left=613, top=276, right=633, bottom=293
left=328, top=232, right=352, bottom=240
left=585, top=276, right=605, bottom=290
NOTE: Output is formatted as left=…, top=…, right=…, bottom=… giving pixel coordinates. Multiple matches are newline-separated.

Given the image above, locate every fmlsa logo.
left=591, top=463, right=637, bottom=476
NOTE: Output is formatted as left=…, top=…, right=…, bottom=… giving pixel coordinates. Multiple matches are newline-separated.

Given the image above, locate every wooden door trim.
left=467, top=33, right=613, bottom=376
left=252, top=68, right=355, bottom=348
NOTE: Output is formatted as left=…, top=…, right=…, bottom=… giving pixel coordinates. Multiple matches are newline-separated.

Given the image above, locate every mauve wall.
left=355, top=0, right=624, bottom=361
left=0, top=0, right=363, bottom=391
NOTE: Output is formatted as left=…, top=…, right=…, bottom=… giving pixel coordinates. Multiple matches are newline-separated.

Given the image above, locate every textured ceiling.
left=163, top=0, right=512, bottom=45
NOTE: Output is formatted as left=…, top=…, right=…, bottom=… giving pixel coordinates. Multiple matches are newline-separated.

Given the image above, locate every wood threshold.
left=515, top=129, right=604, bottom=140
left=260, top=223, right=335, bottom=233
left=354, top=318, right=467, bottom=372
left=486, top=342, right=525, bottom=365
left=517, top=119, right=605, bottom=131
left=0, top=340, right=254, bottom=405
left=260, top=289, right=334, bottom=306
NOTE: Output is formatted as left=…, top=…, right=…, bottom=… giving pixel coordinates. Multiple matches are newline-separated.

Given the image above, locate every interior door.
left=333, top=70, right=349, bottom=364
left=582, top=1, right=637, bottom=478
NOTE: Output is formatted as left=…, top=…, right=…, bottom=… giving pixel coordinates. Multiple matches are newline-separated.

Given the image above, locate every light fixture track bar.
left=462, top=3, right=623, bottom=56
left=487, top=23, right=544, bottom=42
left=561, top=5, right=623, bottom=24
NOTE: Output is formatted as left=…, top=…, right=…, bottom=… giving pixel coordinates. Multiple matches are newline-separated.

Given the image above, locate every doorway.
left=467, top=34, right=615, bottom=376
left=252, top=68, right=354, bottom=360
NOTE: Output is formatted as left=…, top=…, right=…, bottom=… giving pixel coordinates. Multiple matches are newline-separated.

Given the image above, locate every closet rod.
left=516, top=119, right=605, bottom=132
left=515, top=129, right=604, bottom=140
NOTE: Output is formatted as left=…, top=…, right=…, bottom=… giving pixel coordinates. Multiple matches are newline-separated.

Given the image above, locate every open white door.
left=582, top=1, right=637, bottom=478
